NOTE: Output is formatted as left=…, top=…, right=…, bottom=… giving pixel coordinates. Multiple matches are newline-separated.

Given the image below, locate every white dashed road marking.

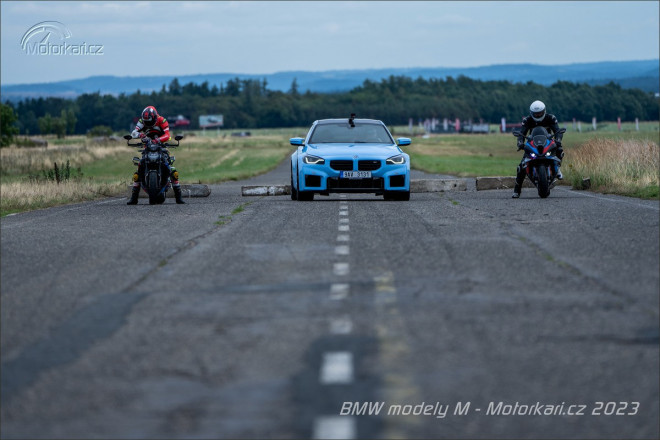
left=330, top=316, right=353, bottom=334
left=330, top=283, right=349, bottom=300
left=313, top=416, right=356, bottom=440
left=333, top=262, right=350, bottom=276
left=320, top=351, right=354, bottom=384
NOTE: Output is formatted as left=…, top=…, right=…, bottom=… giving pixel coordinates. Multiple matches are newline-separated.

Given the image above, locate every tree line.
left=4, top=75, right=659, bottom=137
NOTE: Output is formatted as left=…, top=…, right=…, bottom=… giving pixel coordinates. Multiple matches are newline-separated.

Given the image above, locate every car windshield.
left=309, top=123, right=394, bottom=144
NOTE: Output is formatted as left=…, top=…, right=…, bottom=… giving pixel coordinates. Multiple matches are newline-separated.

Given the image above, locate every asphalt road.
left=2, top=161, right=659, bottom=439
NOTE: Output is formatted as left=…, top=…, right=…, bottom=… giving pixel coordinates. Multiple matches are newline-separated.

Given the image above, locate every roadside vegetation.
left=0, top=131, right=297, bottom=216
left=7, top=76, right=657, bottom=134
left=1, top=122, right=657, bottom=216
left=403, top=122, right=659, bottom=199
left=565, top=137, right=659, bottom=199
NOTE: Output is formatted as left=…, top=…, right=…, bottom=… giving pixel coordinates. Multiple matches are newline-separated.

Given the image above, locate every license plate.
left=340, top=171, right=372, bottom=179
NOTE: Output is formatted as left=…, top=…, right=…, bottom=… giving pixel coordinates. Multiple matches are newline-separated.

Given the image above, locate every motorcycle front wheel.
left=537, top=165, right=550, bottom=198
left=148, top=172, right=160, bottom=205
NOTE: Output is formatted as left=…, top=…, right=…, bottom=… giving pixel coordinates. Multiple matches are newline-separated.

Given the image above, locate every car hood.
left=305, top=143, right=403, bottom=158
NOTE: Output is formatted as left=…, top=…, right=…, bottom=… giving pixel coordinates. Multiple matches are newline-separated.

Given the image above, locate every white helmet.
left=530, top=100, right=546, bottom=122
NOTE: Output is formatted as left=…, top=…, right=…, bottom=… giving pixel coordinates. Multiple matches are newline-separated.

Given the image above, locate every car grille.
left=358, top=160, right=381, bottom=171
left=328, top=177, right=384, bottom=190
left=330, top=160, right=353, bottom=171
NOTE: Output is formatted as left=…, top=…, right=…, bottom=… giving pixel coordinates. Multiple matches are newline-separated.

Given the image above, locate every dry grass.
left=1, top=143, right=131, bottom=176
left=1, top=179, right=127, bottom=216
left=565, top=137, right=659, bottom=198
left=1, top=142, right=134, bottom=215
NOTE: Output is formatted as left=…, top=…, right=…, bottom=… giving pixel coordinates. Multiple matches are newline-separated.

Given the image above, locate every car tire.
left=384, top=190, right=410, bottom=201
left=290, top=164, right=298, bottom=200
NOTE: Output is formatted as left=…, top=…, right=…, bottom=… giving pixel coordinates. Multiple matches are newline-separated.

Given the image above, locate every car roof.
left=315, top=118, right=384, bottom=125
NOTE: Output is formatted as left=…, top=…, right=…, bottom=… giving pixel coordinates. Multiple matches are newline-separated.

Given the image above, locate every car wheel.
left=290, top=164, right=298, bottom=200
left=384, top=190, right=410, bottom=201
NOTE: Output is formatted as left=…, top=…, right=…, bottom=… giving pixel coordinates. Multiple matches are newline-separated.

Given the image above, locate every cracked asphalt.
left=1, top=160, right=658, bottom=439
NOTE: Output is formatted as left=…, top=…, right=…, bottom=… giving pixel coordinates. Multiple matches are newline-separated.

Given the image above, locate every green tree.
left=38, top=113, right=53, bottom=135
left=289, top=78, right=299, bottom=96
left=53, top=114, right=67, bottom=138
left=65, top=108, right=77, bottom=134
left=1, top=103, right=19, bottom=147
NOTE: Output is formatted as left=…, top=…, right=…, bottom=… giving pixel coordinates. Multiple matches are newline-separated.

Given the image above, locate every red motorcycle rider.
left=127, top=106, right=185, bottom=204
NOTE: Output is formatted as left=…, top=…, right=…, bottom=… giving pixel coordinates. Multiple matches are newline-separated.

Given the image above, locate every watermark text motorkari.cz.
left=340, top=401, right=641, bottom=418
left=20, top=21, right=104, bottom=56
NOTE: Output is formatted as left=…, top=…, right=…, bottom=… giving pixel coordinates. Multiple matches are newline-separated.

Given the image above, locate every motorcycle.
left=512, top=126, right=566, bottom=198
left=123, top=134, right=183, bottom=205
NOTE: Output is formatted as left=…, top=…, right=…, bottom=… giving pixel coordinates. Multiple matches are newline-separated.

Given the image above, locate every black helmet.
left=142, top=106, right=158, bottom=127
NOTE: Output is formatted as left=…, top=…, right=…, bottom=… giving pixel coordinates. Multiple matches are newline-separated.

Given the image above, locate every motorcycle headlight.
left=303, top=155, right=325, bottom=165
left=545, top=152, right=551, bottom=157
left=147, top=152, right=160, bottom=161
left=386, top=155, right=406, bottom=165
left=530, top=153, right=536, bottom=158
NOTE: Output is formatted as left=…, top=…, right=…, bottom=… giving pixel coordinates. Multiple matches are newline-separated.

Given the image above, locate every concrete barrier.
left=474, top=177, right=562, bottom=191
left=475, top=176, right=534, bottom=191
left=242, top=185, right=291, bottom=196
left=128, top=184, right=211, bottom=198
left=411, top=179, right=467, bottom=192
left=241, top=179, right=467, bottom=196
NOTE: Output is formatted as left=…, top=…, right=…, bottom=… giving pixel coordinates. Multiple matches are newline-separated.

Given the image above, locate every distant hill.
left=1, top=59, right=658, bottom=102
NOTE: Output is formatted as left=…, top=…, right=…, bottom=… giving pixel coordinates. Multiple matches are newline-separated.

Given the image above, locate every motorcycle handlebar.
left=124, top=134, right=182, bottom=148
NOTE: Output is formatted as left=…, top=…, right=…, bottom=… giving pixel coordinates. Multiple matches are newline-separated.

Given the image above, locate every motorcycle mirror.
left=174, top=135, right=183, bottom=141
left=123, top=135, right=132, bottom=140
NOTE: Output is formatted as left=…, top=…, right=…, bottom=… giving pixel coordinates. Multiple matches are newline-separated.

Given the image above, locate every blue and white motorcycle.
left=512, top=127, right=566, bottom=198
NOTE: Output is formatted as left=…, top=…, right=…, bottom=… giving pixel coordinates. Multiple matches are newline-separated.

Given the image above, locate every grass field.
left=402, top=122, right=659, bottom=199
left=404, top=126, right=659, bottom=177
left=1, top=132, right=299, bottom=216
left=1, top=122, right=658, bottom=216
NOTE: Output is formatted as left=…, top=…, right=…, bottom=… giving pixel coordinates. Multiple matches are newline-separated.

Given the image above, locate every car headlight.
left=386, top=155, right=406, bottom=165
left=303, top=155, right=325, bottom=165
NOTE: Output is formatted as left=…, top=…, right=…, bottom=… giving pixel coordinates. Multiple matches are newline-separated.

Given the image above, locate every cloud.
left=2, top=1, right=658, bottom=84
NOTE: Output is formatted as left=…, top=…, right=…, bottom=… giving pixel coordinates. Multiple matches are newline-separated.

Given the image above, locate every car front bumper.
left=298, top=160, right=409, bottom=194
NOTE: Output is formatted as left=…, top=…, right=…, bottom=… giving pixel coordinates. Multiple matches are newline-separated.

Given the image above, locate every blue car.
left=290, top=117, right=411, bottom=201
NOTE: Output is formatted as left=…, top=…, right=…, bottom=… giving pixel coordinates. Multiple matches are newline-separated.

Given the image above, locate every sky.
left=1, top=1, right=658, bottom=86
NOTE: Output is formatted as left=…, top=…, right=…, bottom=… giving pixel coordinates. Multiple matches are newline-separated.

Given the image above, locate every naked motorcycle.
left=123, top=134, right=183, bottom=205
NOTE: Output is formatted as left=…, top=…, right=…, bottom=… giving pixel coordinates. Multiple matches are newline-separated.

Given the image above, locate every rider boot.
left=127, top=185, right=140, bottom=205
left=173, top=185, right=186, bottom=204
left=512, top=163, right=525, bottom=198
left=170, top=168, right=185, bottom=204
left=556, top=147, right=564, bottom=180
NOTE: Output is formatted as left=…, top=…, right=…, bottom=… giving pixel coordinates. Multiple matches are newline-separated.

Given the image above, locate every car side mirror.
left=290, top=137, right=304, bottom=146
left=397, top=137, right=411, bottom=146
left=175, top=135, right=183, bottom=141
left=124, top=135, right=132, bottom=140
